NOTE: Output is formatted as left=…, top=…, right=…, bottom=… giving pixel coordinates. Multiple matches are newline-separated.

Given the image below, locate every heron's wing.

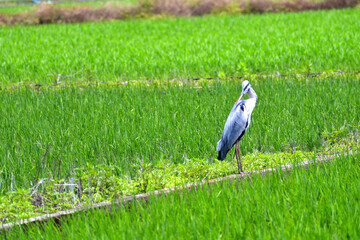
left=217, top=102, right=249, bottom=152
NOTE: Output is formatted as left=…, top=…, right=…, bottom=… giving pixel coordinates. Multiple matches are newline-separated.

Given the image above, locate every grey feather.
left=217, top=81, right=257, bottom=161
left=217, top=101, right=249, bottom=160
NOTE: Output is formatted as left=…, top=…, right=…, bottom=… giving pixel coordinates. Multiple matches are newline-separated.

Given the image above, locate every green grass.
left=0, top=0, right=328, bottom=13
left=0, top=75, right=359, bottom=194
left=0, top=7, right=359, bottom=231
left=0, top=8, right=359, bottom=84
left=7, top=153, right=360, bottom=239
left=0, top=126, right=356, bottom=223
left=0, top=5, right=359, bottom=236
left=0, top=150, right=323, bottom=223
left=0, top=0, right=137, bottom=13
left=0, top=5, right=34, bottom=13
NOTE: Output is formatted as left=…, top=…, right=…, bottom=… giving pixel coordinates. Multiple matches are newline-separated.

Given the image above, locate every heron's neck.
left=247, top=87, right=257, bottom=100
left=245, top=87, right=257, bottom=115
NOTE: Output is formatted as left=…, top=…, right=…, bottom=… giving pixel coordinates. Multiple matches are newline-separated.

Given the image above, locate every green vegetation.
left=0, top=74, right=359, bottom=223
left=1, top=75, right=359, bottom=194
left=0, top=0, right=137, bottom=13
left=6, top=153, right=360, bottom=239
left=0, top=5, right=34, bottom=13
left=1, top=8, right=360, bottom=84
left=0, top=124, right=358, bottom=223
left=0, top=7, right=359, bottom=233
left=0, top=150, right=322, bottom=223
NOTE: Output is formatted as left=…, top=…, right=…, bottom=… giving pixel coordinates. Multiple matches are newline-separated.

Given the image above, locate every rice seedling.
left=0, top=5, right=359, bottom=236
left=0, top=75, right=359, bottom=195
left=6, top=153, right=360, bottom=239
left=0, top=8, right=359, bottom=84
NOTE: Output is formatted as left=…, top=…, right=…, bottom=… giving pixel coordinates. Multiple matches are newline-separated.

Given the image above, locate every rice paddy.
left=0, top=6, right=359, bottom=237
left=0, top=8, right=359, bottom=84
left=1, top=75, right=359, bottom=194
left=6, top=153, right=360, bottom=239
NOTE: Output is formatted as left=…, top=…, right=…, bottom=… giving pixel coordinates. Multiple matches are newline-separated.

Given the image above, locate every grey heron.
left=216, top=80, right=257, bottom=174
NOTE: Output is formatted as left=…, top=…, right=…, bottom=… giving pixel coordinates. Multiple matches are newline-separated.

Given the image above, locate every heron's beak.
left=239, top=92, right=244, bottom=100
left=235, top=92, right=244, bottom=105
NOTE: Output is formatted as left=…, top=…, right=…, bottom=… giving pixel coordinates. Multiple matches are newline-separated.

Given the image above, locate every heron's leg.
left=235, top=141, right=243, bottom=174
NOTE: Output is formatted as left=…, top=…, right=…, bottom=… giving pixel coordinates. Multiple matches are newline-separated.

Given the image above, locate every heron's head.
left=239, top=80, right=251, bottom=100
left=242, top=80, right=251, bottom=94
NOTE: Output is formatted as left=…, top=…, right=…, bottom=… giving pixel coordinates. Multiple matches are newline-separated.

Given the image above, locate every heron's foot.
left=237, top=171, right=250, bottom=177
left=237, top=169, right=250, bottom=174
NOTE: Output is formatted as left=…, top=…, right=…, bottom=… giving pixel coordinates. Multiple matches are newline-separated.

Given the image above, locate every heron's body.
left=216, top=81, right=257, bottom=164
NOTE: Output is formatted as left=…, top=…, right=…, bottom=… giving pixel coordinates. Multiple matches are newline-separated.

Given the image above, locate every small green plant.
left=0, top=126, right=357, bottom=224
left=323, top=125, right=360, bottom=152
left=6, top=153, right=360, bottom=239
left=236, top=62, right=249, bottom=76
